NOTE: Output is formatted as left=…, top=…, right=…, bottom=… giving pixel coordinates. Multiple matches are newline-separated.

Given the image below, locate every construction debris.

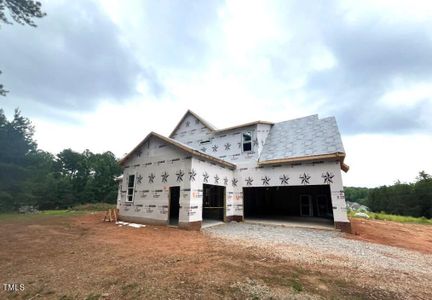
left=103, top=208, right=119, bottom=222
left=116, top=221, right=146, bottom=228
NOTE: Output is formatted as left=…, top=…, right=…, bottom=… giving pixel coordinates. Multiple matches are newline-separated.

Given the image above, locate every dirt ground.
left=349, top=218, right=432, bottom=254
left=0, top=213, right=431, bottom=300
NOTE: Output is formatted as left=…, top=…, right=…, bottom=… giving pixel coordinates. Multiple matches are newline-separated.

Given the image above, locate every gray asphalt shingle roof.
left=259, top=115, right=345, bottom=162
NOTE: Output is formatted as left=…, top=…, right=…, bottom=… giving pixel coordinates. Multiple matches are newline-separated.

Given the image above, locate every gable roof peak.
left=169, top=109, right=216, bottom=138
left=119, top=131, right=235, bottom=169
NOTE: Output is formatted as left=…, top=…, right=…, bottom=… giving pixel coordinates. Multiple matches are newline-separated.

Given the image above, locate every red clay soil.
left=348, top=218, right=432, bottom=254
left=0, top=212, right=401, bottom=300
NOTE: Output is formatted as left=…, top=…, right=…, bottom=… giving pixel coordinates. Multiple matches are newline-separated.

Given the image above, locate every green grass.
left=291, top=279, right=303, bottom=292
left=72, top=202, right=116, bottom=211
left=0, top=210, right=87, bottom=222
left=42, top=209, right=82, bottom=215
left=349, top=210, right=432, bottom=225
left=0, top=203, right=115, bottom=222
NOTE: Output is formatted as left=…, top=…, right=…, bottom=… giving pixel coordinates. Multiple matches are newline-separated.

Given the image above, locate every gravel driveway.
left=204, top=222, right=432, bottom=299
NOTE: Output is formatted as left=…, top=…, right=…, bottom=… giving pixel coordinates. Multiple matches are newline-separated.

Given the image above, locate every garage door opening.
left=243, top=185, right=334, bottom=225
left=202, top=184, right=225, bottom=221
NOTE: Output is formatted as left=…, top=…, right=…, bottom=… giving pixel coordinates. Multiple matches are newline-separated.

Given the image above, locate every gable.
left=119, top=132, right=236, bottom=170
left=120, top=135, right=187, bottom=167
left=169, top=110, right=215, bottom=140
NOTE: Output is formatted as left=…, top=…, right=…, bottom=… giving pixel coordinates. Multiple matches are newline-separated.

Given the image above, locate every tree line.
left=0, top=108, right=121, bottom=211
left=345, top=172, right=432, bottom=218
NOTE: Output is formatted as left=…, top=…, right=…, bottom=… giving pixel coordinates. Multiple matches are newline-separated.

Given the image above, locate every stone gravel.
left=204, top=222, right=432, bottom=298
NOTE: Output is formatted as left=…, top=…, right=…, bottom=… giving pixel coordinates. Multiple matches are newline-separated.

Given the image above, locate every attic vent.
left=200, top=140, right=211, bottom=145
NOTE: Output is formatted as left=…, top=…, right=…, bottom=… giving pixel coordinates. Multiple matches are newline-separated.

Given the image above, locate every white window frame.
left=126, top=174, right=136, bottom=202
left=242, top=132, right=253, bottom=152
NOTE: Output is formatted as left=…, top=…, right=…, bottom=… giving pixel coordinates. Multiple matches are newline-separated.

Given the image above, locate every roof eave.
left=259, top=152, right=349, bottom=172
left=215, top=121, right=274, bottom=133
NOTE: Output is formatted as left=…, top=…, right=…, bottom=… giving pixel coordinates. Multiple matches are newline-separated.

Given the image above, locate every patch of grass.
left=349, top=210, right=432, bottom=225
left=72, top=203, right=116, bottom=211
left=42, top=210, right=84, bottom=216
left=85, top=293, right=101, bottom=300
left=291, top=279, right=303, bottom=292
left=0, top=210, right=87, bottom=223
left=121, top=282, right=140, bottom=297
left=0, top=203, right=114, bottom=222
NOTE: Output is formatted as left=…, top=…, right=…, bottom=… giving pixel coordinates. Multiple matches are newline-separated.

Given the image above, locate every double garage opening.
left=243, top=185, right=334, bottom=224
left=169, top=184, right=333, bottom=226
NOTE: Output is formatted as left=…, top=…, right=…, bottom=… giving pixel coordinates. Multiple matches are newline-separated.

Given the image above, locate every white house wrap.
left=117, top=110, right=351, bottom=232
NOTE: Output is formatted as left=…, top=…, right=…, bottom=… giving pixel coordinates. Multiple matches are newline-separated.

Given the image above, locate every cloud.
left=223, top=0, right=432, bottom=134
left=301, top=2, right=432, bottom=133
left=99, top=0, right=224, bottom=70
left=0, top=0, right=161, bottom=116
left=2, top=0, right=432, bottom=135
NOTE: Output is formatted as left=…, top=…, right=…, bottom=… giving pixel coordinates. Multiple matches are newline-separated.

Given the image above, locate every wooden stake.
left=104, top=208, right=119, bottom=222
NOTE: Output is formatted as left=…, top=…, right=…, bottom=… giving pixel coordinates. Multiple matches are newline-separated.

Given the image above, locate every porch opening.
left=202, top=184, right=225, bottom=221
left=243, top=185, right=334, bottom=226
left=169, top=186, right=180, bottom=226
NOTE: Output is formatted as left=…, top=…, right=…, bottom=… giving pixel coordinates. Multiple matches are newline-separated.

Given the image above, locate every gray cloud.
left=129, top=1, right=223, bottom=69
left=0, top=0, right=162, bottom=117
left=311, top=11, right=432, bottom=133
left=0, top=0, right=224, bottom=121
left=2, top=0, right=431, bottom=134
left=265, top=1, right=432, bottom=134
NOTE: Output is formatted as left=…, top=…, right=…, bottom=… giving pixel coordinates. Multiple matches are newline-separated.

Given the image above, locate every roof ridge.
left=274, top=114, right=319, bottom=124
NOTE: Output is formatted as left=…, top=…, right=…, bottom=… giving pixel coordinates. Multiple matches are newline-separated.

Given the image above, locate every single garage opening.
left=243, top=185, right=333, bottom=224
left=202, top=184, right=225, bottom=221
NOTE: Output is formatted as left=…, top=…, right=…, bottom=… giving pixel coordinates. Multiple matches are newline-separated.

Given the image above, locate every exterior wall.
left=190, top=158, right=242, bottom=223
left=185, top=158, right=348, bottom=225
left=170, top=113, right=270, bottom=165
left=232, top=160, right=349, bottom=223
left=118, top=136, right=192, bottom=225
left=210, top=126, right=260, bottom=163
left=171, top=114, right=213, bottom=146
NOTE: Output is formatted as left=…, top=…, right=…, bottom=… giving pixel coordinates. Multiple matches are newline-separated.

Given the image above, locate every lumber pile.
left=103, top=208, right=119, bottom=222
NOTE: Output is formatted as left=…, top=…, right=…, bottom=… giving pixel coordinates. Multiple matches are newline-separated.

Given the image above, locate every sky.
left=1, top=0, right=431, bottom=187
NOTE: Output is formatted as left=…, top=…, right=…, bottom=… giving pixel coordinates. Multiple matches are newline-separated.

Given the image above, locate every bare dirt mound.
left=348, top=218, right=432, bottom=254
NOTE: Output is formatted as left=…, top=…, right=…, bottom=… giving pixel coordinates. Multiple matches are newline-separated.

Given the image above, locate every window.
left=242, top=132, right=252, bottom=152
left=127, top=174, right=135, bottom=202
